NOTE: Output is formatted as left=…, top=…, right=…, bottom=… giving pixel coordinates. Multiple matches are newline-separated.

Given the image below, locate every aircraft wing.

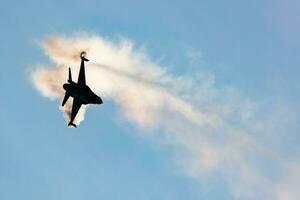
left=77, top=59, right=86, bottom=86
left=69, top=97, right=82, bottom=125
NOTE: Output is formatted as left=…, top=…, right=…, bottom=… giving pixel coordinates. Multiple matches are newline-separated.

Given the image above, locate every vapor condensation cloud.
left=31, top=33, right=299, bottom=200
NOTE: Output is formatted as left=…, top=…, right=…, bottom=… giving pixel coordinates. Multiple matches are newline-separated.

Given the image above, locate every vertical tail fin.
left=68, top=67, right=72, bottom=83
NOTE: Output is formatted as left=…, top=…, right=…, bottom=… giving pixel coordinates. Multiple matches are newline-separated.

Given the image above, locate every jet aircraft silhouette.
left=62, top=52, right=102, bottom=127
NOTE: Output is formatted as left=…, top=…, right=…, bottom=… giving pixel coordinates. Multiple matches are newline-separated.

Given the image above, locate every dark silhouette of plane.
left=62, top=52, right=102, bottom=127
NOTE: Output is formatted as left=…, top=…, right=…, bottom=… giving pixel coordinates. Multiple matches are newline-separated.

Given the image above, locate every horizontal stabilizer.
left=80, top=51, right=89, bottom=62
left=82, top=57, right=89, bottom=62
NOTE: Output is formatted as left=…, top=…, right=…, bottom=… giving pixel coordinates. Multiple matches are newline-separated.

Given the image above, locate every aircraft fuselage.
left=63, top=82, right=102, bottom=105
left=61, top=51, right=102, bottom=127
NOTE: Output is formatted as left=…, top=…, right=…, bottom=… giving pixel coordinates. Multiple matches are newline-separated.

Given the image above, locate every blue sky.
left=1, top=0, right=300, bottom=200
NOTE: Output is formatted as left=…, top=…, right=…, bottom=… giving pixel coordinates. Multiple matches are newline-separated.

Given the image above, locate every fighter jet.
left=62, top=52, right=102, bottom=127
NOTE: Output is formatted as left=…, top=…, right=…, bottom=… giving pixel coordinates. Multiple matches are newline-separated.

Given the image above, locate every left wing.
left=68, top=97, right=82, bottom=127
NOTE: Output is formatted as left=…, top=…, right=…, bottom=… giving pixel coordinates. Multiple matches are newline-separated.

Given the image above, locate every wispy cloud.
left=31, top=33, right=299, bottom=200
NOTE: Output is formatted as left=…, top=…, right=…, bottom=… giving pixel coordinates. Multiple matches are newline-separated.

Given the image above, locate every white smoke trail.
left=31, top=34, right=299, bottom=200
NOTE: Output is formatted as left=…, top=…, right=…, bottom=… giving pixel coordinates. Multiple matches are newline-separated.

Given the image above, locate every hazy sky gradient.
left=0, top=0, right=299, bottom=200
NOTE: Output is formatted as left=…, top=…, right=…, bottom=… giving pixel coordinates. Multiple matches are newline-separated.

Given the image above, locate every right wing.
left=62, top=92, right=70, bottom=106
left=69, top=97, right=82, bottom=126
